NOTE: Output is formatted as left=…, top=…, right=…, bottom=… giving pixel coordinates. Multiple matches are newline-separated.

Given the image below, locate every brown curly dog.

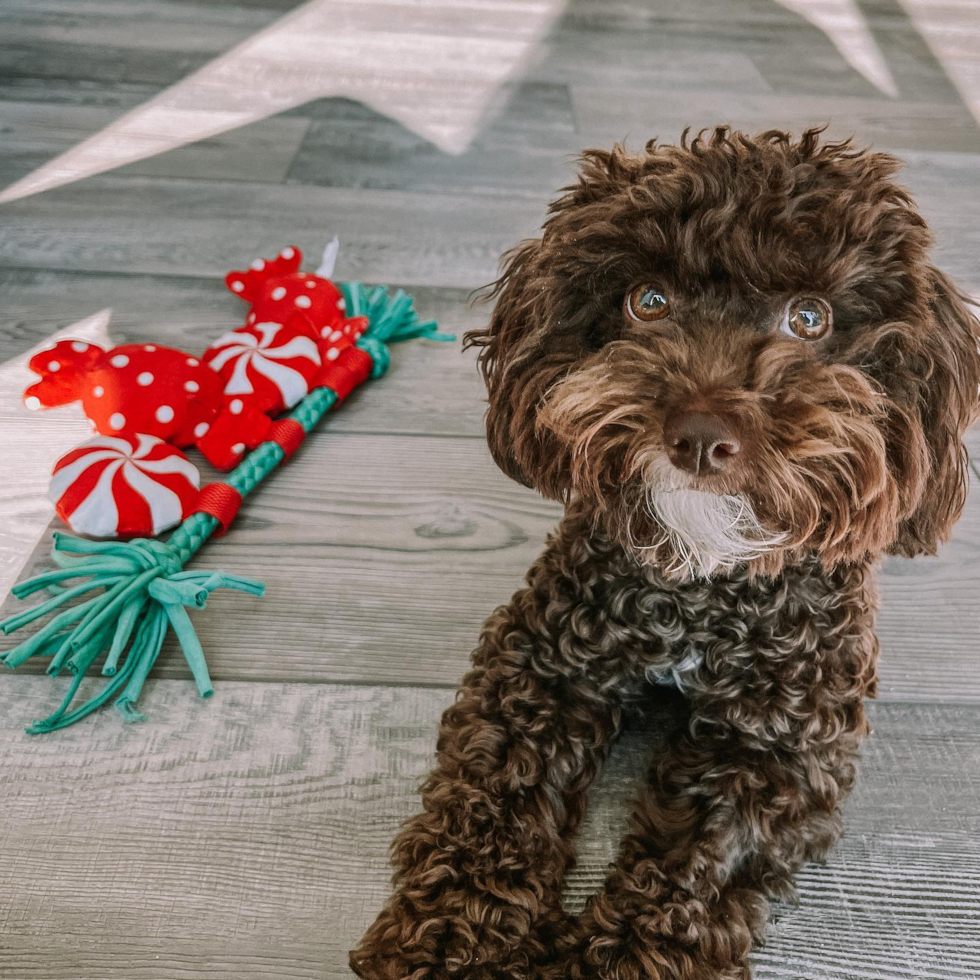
left=350, top=127, right=980, bottom=980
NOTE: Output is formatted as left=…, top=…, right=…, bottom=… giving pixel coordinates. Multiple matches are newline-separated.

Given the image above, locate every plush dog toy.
left=217, top=241, right=369, bottom=411
left=351, top=128, right=980, bottom=980
left=26, top=245, right=368, bottom=537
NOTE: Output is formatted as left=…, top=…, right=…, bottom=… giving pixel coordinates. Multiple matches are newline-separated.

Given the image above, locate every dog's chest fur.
left=539, top=507, right=880, bottom=703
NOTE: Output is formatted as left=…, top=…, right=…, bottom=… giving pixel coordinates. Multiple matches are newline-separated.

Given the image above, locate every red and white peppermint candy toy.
left=49, top=434, right=200, bottom=538
left=226, top=245, right=369, bottom=369
left=203, top=313, right=320, bottom=414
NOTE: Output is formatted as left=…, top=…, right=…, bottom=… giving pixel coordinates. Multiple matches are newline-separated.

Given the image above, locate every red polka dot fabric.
left=26, top=341, right=224, bottom=445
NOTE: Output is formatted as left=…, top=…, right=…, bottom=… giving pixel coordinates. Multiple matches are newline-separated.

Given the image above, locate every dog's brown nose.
left=664, top=411, right=740, bottom=476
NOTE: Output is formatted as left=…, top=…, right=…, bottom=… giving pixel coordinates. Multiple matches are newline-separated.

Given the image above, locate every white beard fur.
left=634, top=459, right=786, bottom=579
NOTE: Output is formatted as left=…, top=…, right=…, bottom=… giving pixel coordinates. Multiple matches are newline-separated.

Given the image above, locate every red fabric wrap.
left=269, top=418, right=305, bottom=461
left=195, top=482, right=243, bottom=535
left=314, top=346, right=373, bottom=403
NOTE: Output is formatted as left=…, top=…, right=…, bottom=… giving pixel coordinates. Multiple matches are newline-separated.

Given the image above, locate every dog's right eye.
left=781, top=297, right=833, bottom=340
left=626, top=284, right=671, bottom=322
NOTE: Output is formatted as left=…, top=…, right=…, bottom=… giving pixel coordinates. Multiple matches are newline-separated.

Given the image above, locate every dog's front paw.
left=349, top=946, right=418, bottom=980
left=350, top=943, right=536, bottom=980
left=349, top=898, right=444, bottom=980
left=350, top=896, right=549, bottom=980
left=349, top=934, right=428, bottom=980
left=547, top=931, right=751, bottom=980
left=552, top=936, right=661, bottom=980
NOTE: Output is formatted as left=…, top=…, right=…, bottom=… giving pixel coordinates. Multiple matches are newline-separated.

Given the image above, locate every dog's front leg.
left=557, top=664, right=872, bottom=979
left=350, top=583, right=624, bottom=980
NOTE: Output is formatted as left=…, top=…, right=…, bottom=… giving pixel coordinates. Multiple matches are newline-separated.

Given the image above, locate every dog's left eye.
left=626, top=284, right=671, bottom=322
left=780, top=297, right=833, bottom=340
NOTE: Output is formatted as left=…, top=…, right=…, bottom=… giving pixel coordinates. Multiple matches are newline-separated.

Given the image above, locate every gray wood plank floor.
left=1, top=680, right=977, bottom=980
left=2, top=0, right=979, bottom=977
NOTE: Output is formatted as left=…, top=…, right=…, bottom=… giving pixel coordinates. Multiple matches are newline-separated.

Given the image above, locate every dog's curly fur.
left=350, top=127, right=980, bottom=979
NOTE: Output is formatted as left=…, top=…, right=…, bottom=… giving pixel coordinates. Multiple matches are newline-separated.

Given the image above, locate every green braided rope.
left=167, top=390, right=338, bottom=564
left=1, top=281, right=445, bottom=733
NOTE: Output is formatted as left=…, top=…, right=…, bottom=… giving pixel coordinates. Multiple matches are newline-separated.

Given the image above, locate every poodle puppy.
left=350, top=127, right=980, bottom=980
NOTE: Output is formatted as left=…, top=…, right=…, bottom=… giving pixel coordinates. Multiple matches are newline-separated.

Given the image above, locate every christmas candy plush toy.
left=3, top=243, right=446, bottom=732
left=25, top=245, right=374, bottom=538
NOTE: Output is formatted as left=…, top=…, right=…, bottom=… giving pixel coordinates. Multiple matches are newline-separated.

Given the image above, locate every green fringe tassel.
left=1, top=281, right=447, bottom=733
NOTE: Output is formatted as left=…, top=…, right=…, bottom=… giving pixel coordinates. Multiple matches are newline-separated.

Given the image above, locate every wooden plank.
left=556, top=2, right=978, bottom=106
left=0, top=0, right=565, bottom=204
left=559, top=0, right=936, bottom=32
left=0, top=79, right=566, bottom=195
left=1, top=154, right=977, bottom=294
left=0, top=174, right=542, bottom=288
left=3, top=431, right=980, bottom=703
left=0, top=680, right=976, bottom=980
left=0, top=0, right=283, bottom=90
left=0, top=432, right=558, bottom=688
left=572, top=88, right=980, bottom=154
left=0, top=75, right=157, bottom=114
left=0, top=269, right=487, bottom=437
left=285, top=84, right=579, bottom=199
left=0, top=39, right=213, bottom=90
left=0, top=1, right=280, bottom=55
left=0, top=101, right=312, bottom=186
left=897, top=150, right=980, bottom=285
left=292, top=80, right=577, bottom=136
left=530, top=30, right=772, bottom=94
left=0, top=18, right=769, bottom=125
left=748, top=35, right=969, bottom=106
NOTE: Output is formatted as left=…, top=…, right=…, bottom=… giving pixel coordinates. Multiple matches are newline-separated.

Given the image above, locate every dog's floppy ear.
left=464, top=146, right=646, bottom=490
left=891, top=268, right=980, bottom=556
left=464, top=239, right=547, bottom=487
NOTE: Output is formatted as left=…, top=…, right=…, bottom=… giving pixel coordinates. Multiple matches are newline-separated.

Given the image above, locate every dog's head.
left=466, top=128, right=980, bottom=579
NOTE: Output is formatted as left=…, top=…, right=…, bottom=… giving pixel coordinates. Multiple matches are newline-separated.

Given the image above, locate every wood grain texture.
left=4, top=433, right=980, bottom=703
left=0, top=0, right=285, bottom=88
left=0, top=679, right=976, bottom=980
left=0, top=100, right=313, bottom=187
left=2, top=0, right=980, bottom=975
left=560, top=0, right=980, bottom=106
left=0, top=156, right=977, bottom=296
left=529, top=27, right=772, bottom=95
left=0, top=0, right=564, bottom=202
left=285, top=85, right=579, bottom=199
left=573, top=88, right=980, bottom=154
left=0, top=0, right=281, bottom=54
left=0, top=174, right=542, bottom=288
